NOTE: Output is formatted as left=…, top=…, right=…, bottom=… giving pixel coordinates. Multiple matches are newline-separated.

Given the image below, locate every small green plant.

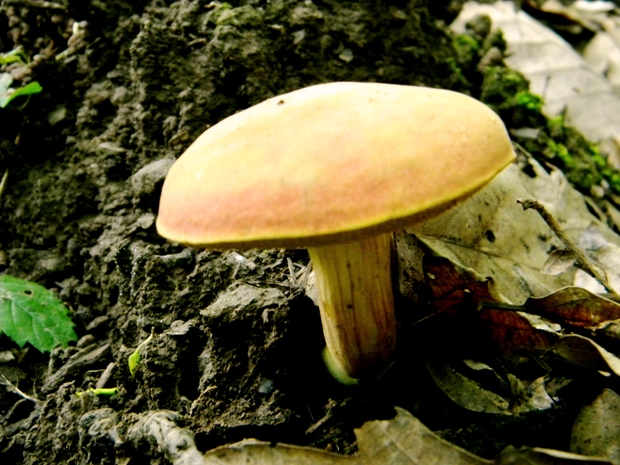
left=75, top=387, right=119, bottom=398
left=0, top=48, right=42, bottom=109
left=0, top=275, right=77, bottom=352
left=128, top=330, right=154, bottom=375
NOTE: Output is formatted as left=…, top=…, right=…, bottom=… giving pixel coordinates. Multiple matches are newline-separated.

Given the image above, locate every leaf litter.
left=186, top=8, right=620, bottom=463
left=125, top=406, right=613, bottom=465
left=5, top=2, right=620, bottom=464
left=385, top=115, right=620, bottom=460
left=142, top=4, right=620, bottom=464
left=278, top=154, right=620, bottom=462
left=121, top=151, right=620, bottom=461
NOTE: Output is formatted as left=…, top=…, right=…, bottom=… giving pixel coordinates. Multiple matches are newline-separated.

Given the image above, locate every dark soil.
left=0, top=1, right=604, bottom=464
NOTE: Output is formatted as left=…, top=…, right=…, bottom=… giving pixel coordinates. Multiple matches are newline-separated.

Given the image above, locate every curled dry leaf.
left=425, top=361, right=557, bottom=414
left=497, top=445, right=612, bottom=464
left=421, top=237, right=620, bottom=367
left=478, top=308, right=560, bottom=357
left=423, top=255, right=560, bottom=357
left=426, top=361, right=511, bottom=414
left=525, top=287, right=620, bottom=329
left=522, top=0, right=614, bottom=34
left=542, top=249, right=578, bottom=276
left=553, top=334, right=620, bottom=376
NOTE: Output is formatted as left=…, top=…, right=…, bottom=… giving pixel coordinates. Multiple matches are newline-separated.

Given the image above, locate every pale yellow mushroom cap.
left=156, top=82, right=515, bottom=248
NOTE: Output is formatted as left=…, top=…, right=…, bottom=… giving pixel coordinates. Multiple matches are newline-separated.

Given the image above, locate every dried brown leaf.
left=526, top=287, right=620, bottom=329
left=424, top=256, right=495, bottom=313
left=424, top=256, right=560, bottom=356
left=426, top=361, right=511, bottom=414
left=479, top=308, right=560, bottom=356
left=554, top=334, right=620, bottom=375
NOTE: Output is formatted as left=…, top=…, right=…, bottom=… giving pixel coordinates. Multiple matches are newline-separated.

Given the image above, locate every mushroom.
left=156, top=82, right=515, bottom=383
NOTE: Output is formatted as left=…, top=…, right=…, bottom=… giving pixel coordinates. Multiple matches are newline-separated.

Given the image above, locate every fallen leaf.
left=408, top=157, right=620, bottom=305
left=523, top=0, right=613, bottom=35
left=203, top=407, right=492, bottom=465
left=571, top=389, right=620, bottom=463
left=200, top=407, right=613, bottom=464
left=583, top=29, right=620, bottom=90
left=514, top=376, right=557, bottom=413
left=428, top=361, right=559, bottom=415
left=424, top=255, right=496, bottom=312
left=423, top=255, right=560, bottom=356
left=553, top=334, right=620, bottom=376
left=525, top=287, right=620, bottom=328
left=426, top=361, right=511, bottom=414
left=497, top=445, right=612, bottom=464
left=542, top=249, right=578, bottom=276
left=573, top=225, right=620, bottom=294
left=479, top=308, right=560, bottom=356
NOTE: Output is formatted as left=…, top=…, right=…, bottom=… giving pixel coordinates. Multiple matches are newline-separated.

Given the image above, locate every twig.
left=0, top=373, right=40, bottom=403
left=0, top=168, right=7, bottom=199
left=517, top=198, right=615, bottom=294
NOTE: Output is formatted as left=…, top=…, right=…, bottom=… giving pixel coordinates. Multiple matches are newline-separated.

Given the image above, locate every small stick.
left=0, top=168, right=7, bottom=199
left=0, top=373, right=39, bottom=403
left=518, top=198, right=615, bottom=294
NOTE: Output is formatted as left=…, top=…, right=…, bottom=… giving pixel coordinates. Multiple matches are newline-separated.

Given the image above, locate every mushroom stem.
left=308, top=232, right=396, bottom=383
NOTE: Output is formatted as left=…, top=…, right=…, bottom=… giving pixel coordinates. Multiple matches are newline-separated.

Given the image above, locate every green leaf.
left=0, top=49, right=27, bottom=66
left=11, top=81, right=42, bottom=97
left=128, top=331, right=154, bottom=375
left=0, top=275, right=77, bottom=352
left=128, top=348, right=141, bottom=375
left=0, top=81, right=42, bottom=108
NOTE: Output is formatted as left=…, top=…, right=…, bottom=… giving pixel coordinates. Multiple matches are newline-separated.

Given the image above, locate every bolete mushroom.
left=156, top=82, right=515, bottom=383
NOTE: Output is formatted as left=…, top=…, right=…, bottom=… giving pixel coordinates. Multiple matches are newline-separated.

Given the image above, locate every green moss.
left=480, top=67, right=528, bottom=110
left=546, top=115, right=565, bottom=139
left=445, top=56, right=470, bottom=88
left=457, top=18, right=620, bottom=199
left=609, top=172, right=620, bottom=193
left=479, top=63, right=620, bottom=195
left=482, top=29, right=506, bottom=54
left=511, top=112, right=620, bottom=194
left=514, top=91, right=543, bottom=113
left=547, top=141, right=600, bottom=190
left=480, top=67, right=545, bottom=127
left=590, top=145, right=620, bottom=193
left=546, top=140, right=573, bottom=169
left=452, top=34, right=480, bottom=64
left=484, top=76, right=620, bottom=195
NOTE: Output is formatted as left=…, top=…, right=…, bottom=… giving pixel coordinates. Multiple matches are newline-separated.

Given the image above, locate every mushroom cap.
left=156, top=82, right=515, bottom=248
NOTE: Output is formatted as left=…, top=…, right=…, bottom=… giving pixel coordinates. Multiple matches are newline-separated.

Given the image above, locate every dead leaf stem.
left=517, top=198, right=615, bottom=294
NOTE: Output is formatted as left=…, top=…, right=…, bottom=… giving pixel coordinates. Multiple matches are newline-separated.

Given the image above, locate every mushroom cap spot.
left=156, top=82, right=515, bottom=248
